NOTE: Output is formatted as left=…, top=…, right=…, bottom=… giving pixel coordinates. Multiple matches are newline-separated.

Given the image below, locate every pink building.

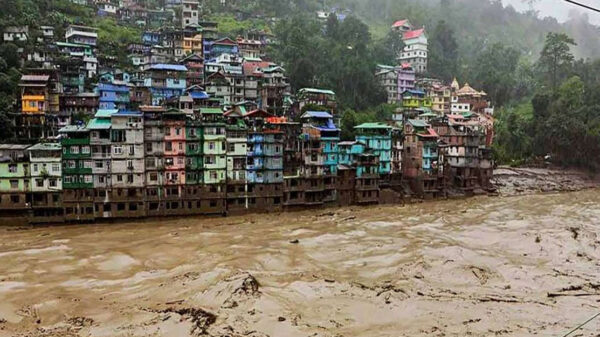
left=164, top=117, right=187, bottom=185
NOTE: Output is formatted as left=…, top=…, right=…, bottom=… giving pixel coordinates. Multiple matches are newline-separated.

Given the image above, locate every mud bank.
left=1, top=190, right=600, bottom=336
left=492, top=166, right=600, bottom=196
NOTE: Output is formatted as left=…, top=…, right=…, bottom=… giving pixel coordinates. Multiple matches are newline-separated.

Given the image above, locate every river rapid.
left=1, top=191, right=599, bottom=336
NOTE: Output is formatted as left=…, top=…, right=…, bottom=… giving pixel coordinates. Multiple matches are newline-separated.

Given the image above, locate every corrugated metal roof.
left=200, top=108, right=223, bottom=114
left=149, top=64, right=188, bottom=71
left=87, top=118, right=111, bottom=130
left=95, top=109, right=119, bottom=118
left=27, top=143, right=61, bottom=151
left=299, top=88, right=335, bottom=96
left=355, top=122, right=392, bottom=129
left=301, top=111, right=333, bottom=119
left=21, top=75, right=49, bottom=82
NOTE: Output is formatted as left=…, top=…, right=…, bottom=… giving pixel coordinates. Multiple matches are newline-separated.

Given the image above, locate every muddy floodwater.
left=1, top=191, right=600, bottom=337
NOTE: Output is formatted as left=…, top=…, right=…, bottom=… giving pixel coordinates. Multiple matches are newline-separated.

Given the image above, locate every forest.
left=1, top=0, right=600, bottom=167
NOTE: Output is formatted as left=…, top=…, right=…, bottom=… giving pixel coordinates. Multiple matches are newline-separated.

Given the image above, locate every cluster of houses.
left=0, top=9, right=495, bottom=224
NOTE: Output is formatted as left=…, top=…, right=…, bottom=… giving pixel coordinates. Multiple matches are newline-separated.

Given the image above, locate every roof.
left=403, top=28, right=425, bottom=40
left=299, top=88, right=336, bottom=96
left=213, top=37, right=238, bottom=46
left=355, top=122, right=392, bottom=130
left=113, top=110, right=142, bottom=117
left=21, top=75, right=49, bottom=82
left=0, top=144, right=29, bottom=150
left=408, top=119, right=428, bottom=128
left=190, top=91, right=209, bottom=100
left=301, top=111, right=333, bottom=119
left=402, top=89, right=425, bottom=96
left=59, top=125, right=89, bottom=133
left=95, top=109, right=118, bottom=118
left=87, top=118, right=111, bottom=130
left=244, top=109, right=273, bottom=118
left=149, top=64, right=188, bottom=71
left=418, top=127, right=439, bottom=138
left=200, top=108, right=223, bottom=114
left=26, top=143, right=61, bottom=151
left=457, top=82, right=486, bottom=96
left=392, top=19, right=408, bottom=28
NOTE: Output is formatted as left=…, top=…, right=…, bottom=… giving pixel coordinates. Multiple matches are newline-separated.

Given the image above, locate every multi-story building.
left=109, top=110, right=146, bottom=218
left=397, top=63, right=416, bottom=98
left=27, top=143, right=63, bottom=223
left=245, top=110, right=284, bottom=212
left=297, top=88, right=337, bottom=116
left=375, top=65, right=398, bottom=104
left=259, top=66, right=288, bottom=115
left=98, top=80, right=131, bottom=110
left=182, top=26, right=203, bottom=56
left=398, top=25, right=428, bottom=74
left=142, top=106, right=167, bottom=217
left=144, top=64, right=188, bottom=105
left=181, top=0, right=200, bottom=28
left=59, top=93, right=100, bottom=127
left=299, top=111, right=339, bottom=205
left=354, top=123, right=393, bottom=175
left=60, top=125, right=94, bottom=221
left=180, top=53, right=204, bottom=87
left=163, top=109, right=188, bottom=215
left=0, top=145, right=30, bottom=222
left=65, top=25, right=98, bottom=47
left=198, top=108, right=227, bottom=214
left=403, top=119, right=444, bottom=198
left=88, top=109, right=115, bottom=219
left=224, top=111, right=248, bottom=213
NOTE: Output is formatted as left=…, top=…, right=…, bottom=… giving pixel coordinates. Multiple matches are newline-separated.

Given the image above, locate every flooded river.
left=1, top=191, right=599, bottom=336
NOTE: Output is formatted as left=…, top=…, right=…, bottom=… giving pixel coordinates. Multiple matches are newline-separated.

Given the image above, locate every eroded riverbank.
left=1, top=190, right=600, bottom=336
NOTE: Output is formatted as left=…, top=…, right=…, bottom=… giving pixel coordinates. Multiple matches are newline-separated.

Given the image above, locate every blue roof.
left=403, top=89, right=425, bottom=95
left=149, top=64, right=188, bottom=71
left=302, top=111, right=333, bottom=119
left=190, top=91, right=209, bottom=99
left=113, top=110, right=142, bottom=116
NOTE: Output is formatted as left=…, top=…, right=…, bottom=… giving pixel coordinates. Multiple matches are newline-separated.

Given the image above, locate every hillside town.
left=0, top=1, right=495, bottom=224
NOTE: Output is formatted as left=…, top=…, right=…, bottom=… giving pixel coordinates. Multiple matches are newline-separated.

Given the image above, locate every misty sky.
left=502, top=0, right=600, bottom=24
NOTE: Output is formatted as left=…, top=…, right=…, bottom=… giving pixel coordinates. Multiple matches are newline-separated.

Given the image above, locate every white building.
left=399, top=28, right=428, bottom=74
left=393, top=19, right=428, bottom=74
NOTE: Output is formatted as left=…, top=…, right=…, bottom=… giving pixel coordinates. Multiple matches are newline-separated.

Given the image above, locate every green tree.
left=536, top=32, right=576, bottom=91
left=428, top=20, right=458, bottom=81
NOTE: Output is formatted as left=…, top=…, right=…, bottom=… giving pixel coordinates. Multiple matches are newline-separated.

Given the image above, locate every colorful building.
left=27, top=143, right=63, bottom=223
left=144, top=64, right=188, bottom=105
left=59, top=125, right=94, bottom=221
left=354, top=122, right=393, bottom=175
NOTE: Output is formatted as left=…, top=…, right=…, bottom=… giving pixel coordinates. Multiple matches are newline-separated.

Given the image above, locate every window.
left=127, top=174, right=134, bottom=183
left=36, top=179, right=44, bottom=187
left=146, top=143, right=152, bottom=152
left=178, top=142, right=183, bottom=151
left=129, top=145, right=135, bottom=155
left=166, top=142, right=173, bottom=151
left=84, top=175, right=93, bottom=183
left=52, top=163, right=60, bottom=172
left=81, top=146, right=90, bottom=154
left=113, top=146, right=123, bottom=155
left=49, top=179, right=57, bottom=187
left=83, top=161, right=92, bottom=168
left=117, top=175, right=123, bottom=182
left=95, top=161, right=103, bottom=169
left=209, top=142, right=215, bottom=150
left=70, top=146, right=79, bottom=154
left=9, top=180, right=18, bottom=189
left=8, top=164, right=17, bottom=173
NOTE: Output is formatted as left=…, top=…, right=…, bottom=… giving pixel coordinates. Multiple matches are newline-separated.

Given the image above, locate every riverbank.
left=1, top=190, right=600, bottom=336
left=492, top=166, right=600, bottom=196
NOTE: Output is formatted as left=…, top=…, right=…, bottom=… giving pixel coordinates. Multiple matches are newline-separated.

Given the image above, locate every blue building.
left=144, top=64, right=188, bottom=105
left=354, top=123, right=393, bottom=174
left=97, top=81, right=131, bottom=110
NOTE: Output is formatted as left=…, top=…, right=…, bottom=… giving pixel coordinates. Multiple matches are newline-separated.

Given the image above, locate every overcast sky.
left=502, top=0, right=600, bottom=24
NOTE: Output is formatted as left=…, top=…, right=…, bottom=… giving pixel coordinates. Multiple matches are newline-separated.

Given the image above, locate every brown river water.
left=0, top=191, right=599, bottom=336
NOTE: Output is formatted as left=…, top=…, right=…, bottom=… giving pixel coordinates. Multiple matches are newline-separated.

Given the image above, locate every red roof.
left=418, top=127, right=439, bottom=138
left=403, top=28, right=425, bottom=40
left=401, top=62, right=412, bottom=69
left=214, top=37, right=238, bottom=46
left=245, top=109, right=273, bottom=118
left=242, top=61, right=271, bottom=76
left=392, top=20, right=408, bottom=28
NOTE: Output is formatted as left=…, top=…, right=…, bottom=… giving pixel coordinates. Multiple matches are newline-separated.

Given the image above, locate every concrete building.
left=27, top=143, right=63, bottom=223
